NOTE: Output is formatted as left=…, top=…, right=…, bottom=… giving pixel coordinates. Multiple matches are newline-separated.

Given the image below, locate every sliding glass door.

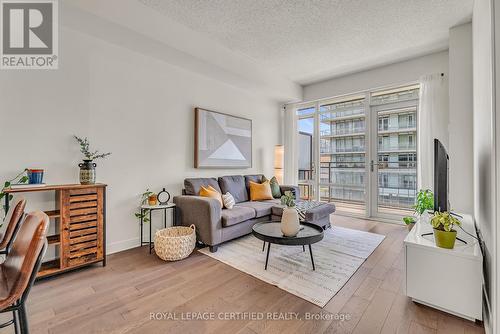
left=370, top=85, right=419, bottom=218
left=295, top=84, right=419, bottom=221
left=318, top=95, right=367, bottom=215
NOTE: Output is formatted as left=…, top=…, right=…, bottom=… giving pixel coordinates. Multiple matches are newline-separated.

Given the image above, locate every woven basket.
left=154, top=224, right=196, bottom=261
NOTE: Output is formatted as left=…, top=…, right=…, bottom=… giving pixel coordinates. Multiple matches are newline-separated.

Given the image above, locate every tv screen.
left=434, top=139, right=449, bottom=212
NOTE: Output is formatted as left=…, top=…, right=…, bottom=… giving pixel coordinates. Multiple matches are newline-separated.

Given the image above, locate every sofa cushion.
left=184, top=177, right=222, bottom=196
left=236, top=201, right=275, bottom=218
left=218, top=175, right=248, bottom=203
left=262, top=199, right=281, bottom=205
left=221, top=206, right=256, bottom=227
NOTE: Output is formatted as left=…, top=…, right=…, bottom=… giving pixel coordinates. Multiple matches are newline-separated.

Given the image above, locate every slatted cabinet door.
left=61, top=187, right=104, bottom=268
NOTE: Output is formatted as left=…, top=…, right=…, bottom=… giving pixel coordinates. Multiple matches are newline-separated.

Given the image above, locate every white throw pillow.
left=222, top=192, right=235, bottom=209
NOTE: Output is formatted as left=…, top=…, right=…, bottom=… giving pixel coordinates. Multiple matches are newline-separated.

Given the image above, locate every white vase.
left=281, top=207, right=300, bottom=237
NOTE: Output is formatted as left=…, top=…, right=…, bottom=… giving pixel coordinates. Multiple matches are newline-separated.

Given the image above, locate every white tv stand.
left=404, top=213, right=483, bottom=321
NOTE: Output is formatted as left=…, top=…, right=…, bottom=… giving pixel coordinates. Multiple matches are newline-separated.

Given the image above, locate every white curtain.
left=283, top=103, right=298, bottom=185
left=417, top=73, right=449, bottom=191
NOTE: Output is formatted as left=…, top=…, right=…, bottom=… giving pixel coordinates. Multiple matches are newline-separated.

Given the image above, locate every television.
left=434, top=138, right=449, bottom=212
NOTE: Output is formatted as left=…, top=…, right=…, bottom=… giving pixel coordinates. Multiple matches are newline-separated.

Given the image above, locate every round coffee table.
left=252, top=221, right=324, bottom=271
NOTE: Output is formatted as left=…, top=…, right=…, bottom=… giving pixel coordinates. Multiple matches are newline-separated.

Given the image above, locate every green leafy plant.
left=402, top=216, right=416, bottom=225
left=430, top=211, right=461, bottom=232
left=74, top=135, right=112, bottom=161
left=134, top=189, right=154, bottom=223
left=280, top=191, right=296, bottom=208
left=1, top=169, right=29, bottom=219
left=413, top=189, right=434, bottom=215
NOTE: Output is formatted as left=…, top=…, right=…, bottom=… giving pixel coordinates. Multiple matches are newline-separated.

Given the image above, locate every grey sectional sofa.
left=173, top=174, right=335, bottom=252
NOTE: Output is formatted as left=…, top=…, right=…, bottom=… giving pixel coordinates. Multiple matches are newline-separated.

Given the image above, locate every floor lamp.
left=274, top=145, right=284, bottom=184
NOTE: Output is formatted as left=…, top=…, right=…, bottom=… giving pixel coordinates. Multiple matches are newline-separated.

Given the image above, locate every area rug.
left=198, top=226, right=385, bottom=307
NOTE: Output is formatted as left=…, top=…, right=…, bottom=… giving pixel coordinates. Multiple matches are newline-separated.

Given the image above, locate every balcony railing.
left=321, top=127, right=365, bottom=136
left=377, top=161, right=417, bottom=169
left=378, top=123, right=416, bottom=132
left=378, top=145, right=416, bottom=152
left=331, top=146, right=365, bottom=153
left=320, top=112, right=365, bottom=121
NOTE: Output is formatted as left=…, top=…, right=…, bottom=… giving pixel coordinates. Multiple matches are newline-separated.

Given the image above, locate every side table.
left=140, top=203, right=176, bottom=254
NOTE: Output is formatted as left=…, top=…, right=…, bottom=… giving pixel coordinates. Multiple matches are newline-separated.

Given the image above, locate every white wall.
left=0, top=25, right=281, bottom=254
left=303, top=51, right=449, bottom=102
left=472, top=0, right=496, bottom=332
left=449, top=23, right=474, bottom=214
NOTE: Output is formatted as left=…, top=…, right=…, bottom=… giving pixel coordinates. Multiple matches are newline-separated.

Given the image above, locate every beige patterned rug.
left=199, top=226, right=385, bottom=307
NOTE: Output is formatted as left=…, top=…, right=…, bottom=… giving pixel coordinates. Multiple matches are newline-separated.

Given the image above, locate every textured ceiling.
left=138, top=0, right=473, bottom=85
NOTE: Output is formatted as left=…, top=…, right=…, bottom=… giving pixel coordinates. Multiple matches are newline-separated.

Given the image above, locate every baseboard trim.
left=107, top=237, right=140, bottom=254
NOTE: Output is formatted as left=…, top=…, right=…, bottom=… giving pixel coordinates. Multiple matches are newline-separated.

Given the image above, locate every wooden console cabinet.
left=4, top=183, right=106, bottom=278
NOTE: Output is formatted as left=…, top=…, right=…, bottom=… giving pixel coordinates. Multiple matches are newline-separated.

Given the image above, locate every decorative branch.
left=74, top=135, right=111, bottom=161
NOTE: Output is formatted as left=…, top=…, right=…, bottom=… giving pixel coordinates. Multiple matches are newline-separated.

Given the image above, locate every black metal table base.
left=140, top=206, right=176, bottom=254
left=261, top=241, right=316, bottom=271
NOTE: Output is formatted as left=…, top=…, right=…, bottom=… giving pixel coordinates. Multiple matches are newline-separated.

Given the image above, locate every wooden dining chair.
left=0, top=198, right=27, bottom=255
left=0, top=211, right=49, bottom=334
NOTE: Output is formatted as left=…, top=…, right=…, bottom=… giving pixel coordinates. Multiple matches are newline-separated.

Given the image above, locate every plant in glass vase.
left=403, top=189, right=434, bottom=231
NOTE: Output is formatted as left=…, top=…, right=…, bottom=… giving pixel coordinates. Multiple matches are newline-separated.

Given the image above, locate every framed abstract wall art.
left=194, top=108, right=252, bottom=168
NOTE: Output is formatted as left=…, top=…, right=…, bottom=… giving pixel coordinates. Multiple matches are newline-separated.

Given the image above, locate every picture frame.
left=194, top=108, right=252, bottom=168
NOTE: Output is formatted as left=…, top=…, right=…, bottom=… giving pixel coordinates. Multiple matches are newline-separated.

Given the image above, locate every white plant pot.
left=281, top=207, right=300, bottom=237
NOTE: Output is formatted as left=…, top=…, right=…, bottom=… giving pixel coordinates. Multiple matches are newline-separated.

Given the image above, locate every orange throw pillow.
left=199, top=185, right=223, bottom=208
left=249, top=181, right=274, bottom=201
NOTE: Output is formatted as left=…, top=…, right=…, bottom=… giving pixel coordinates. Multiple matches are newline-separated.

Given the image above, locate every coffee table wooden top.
left=252, top=222, right=324, bottom=246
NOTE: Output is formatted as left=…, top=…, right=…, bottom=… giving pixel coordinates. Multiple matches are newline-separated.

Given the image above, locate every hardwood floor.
left=1, top=216, right=485, bottom=333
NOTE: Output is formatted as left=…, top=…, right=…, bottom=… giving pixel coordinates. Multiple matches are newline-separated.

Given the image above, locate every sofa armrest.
left=173, top=195, right=222, bottom=246
left=280, top=185, right=300, bottom=200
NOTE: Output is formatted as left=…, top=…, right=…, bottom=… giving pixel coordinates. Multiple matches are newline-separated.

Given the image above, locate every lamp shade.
left=274, top=145, right=284, bottom=184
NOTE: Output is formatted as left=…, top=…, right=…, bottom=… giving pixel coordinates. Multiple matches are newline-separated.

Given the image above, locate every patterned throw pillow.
left=222, top=192, right=235, bottom=209
left=263, top=176, right=281, bottom=198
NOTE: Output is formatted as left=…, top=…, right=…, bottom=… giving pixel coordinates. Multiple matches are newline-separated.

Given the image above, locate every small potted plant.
left=0, top=170, right=28, bottom=220
left=403, top=216, right=416, bottom=231
left=134, top=189, right=154, bottom=223
left=280, top=191, right=300, bottom=237
left=430, top=211, right=461, bottom=249
left=148, top=193, right=158, bottom=206
left=74, top=136, right=111, bottom=185
left=402, top=189, right=434, bottom=231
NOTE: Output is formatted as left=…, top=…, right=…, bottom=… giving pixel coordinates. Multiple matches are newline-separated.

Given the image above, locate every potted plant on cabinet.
left=280, top=191, right=300, bottom=237
left=430, top=211, right=461, bottom=249
left=0, top=169, right=28, bottom=220
left=403, top=189, right=434, bottom=231
left=74, top=136, right=112, bottom=185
